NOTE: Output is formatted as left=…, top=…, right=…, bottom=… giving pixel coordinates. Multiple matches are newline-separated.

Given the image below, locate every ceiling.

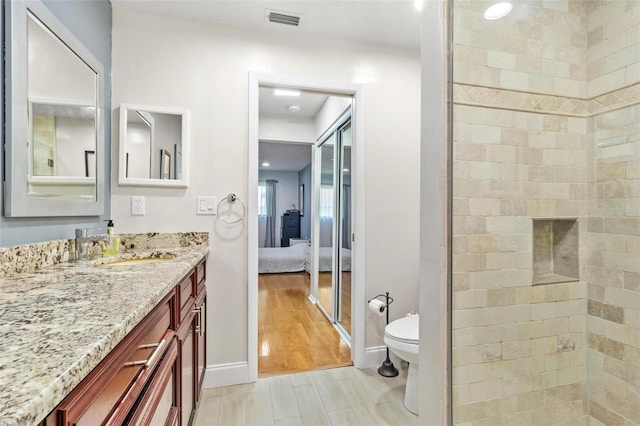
left=259, top=141, right=311, bottom=172
left=259, top=87, right=329, bottom=118
left=111, top=1, right=421, bottom=50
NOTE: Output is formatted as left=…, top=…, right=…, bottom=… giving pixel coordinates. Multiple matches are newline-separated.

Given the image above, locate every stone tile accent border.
left=453, top=82, right=640, bottom=117
left=0, top=232, right=209, bottom=278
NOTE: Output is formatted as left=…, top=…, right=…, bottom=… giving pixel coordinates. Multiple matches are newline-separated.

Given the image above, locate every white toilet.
left=384, top=313, right=419, bottom=415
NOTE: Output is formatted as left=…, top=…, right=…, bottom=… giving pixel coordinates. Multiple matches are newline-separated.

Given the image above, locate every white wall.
left=259, top=113, right=315, bottom=143
left=111, top=6, right=420, bottom=377
left=315, top=96, right=352, bottom=139
left=258, top=171, right=300, bottom=247
left=419, top=2, right=449, bottom=424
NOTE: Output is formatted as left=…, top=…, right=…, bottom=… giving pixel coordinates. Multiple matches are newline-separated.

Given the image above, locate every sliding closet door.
left=317, top=133, right=336, bottom=320
left=338, top=123, right=352, bottom=335
left=314, top=112, right=352, bottom=340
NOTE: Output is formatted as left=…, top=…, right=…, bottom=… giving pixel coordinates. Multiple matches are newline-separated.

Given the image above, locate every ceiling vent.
left=266, top=9, right=302, bottom=27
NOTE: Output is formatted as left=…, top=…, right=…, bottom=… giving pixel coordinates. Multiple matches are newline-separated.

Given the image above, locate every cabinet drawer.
left=179, top=274, right=195, bottom=321
left=53, top=296, right=173, bottom=426
left=127, top=337, right=179, bottom=426
left=195, top=260, right=206, bottom=289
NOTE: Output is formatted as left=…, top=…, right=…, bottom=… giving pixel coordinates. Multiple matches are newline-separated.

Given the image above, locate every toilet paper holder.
left=368, top=292, right=399, bottom=378
left=367, top=293, right=394, bottom=312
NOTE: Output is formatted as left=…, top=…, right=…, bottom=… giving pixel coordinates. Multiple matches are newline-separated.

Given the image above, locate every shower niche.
left=532, top=218, right=579, bottom=285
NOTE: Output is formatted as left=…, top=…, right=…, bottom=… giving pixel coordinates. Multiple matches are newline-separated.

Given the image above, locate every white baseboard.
left=361, top=346, right=387, bottom=368
left=360, top=345, right=404, bottom=369
left=308, top=294, right=317, bottom=304
left=202, top=349, right=401, bottom=388
left=202, top=362, right=251, bottom=388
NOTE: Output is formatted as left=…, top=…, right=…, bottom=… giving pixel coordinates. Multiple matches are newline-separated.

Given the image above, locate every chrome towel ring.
left=216, top=193, right=246, bottom=224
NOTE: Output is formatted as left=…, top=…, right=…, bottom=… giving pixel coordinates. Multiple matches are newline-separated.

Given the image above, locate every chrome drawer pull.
left=145, top=337, right=168, bottom=369
left=122, top=360, right=147, bottom=368
left=122, top=338, right=167, bottom=368
left=138, top=343, right=160, bottom=349
left=200, top=302, right=205, bottom=335
left=192, top=306, right=201, bottom=334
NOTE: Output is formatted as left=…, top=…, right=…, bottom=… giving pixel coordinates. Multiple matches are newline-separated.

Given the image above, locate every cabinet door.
left=195, top=292, right=206, bottom=402
left=178, top=311, right=197, bottom=426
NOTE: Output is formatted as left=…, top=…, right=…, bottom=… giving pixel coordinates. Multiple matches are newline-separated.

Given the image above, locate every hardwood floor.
left=258, top=272, right=351, bottom=377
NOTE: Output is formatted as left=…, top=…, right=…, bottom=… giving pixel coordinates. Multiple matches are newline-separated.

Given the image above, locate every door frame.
left=248, top=73, right=365, bottom=381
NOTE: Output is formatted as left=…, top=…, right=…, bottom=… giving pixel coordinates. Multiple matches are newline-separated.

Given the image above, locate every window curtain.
left=264, top=179, right=277, bottom=247
left=342, top=184, right=351, bottom=249
left=319, top=217, right=333, bottom=247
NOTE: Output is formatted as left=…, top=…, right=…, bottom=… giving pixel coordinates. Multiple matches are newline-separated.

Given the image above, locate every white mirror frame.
left=118, top=104, right=189, bottom=188
left=4, top=0, right=105, bottom=217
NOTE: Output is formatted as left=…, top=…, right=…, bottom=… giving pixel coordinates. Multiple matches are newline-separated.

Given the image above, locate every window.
left=319, top=185, right=334, bottom=218
left=258, top=182, right=267, bottom=216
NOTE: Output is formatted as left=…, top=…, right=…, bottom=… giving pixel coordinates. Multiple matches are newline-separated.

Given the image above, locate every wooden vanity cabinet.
left=43, top=291, right=176, bottom=426
left=41, top=258, right=207, bottom=426
left=178, top=259, right=207, bottom=426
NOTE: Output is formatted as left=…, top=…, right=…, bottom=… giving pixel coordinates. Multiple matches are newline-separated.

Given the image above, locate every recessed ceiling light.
left=484, top=2, right=513, bottom=20
left=262, top=162, right=270, bottom=167
left=274, top=88, right=300, bottom=97
left=413, top=0, right=424, bottom=11
left=288, top=105, right=301, bottom=112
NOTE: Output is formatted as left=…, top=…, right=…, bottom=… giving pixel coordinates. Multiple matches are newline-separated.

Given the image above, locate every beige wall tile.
left=452, top=1, right=640, bottom=423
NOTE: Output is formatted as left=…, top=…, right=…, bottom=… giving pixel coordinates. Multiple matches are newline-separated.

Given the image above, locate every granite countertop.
left=0, top=244, right=209, bottom=426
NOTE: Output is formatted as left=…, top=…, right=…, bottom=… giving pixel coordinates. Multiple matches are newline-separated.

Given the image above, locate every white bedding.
left=311, top=246, right=352, bottom=272
left=259, top=243, right=352, bottom=274
left=258, top=243, right=307, bottom=273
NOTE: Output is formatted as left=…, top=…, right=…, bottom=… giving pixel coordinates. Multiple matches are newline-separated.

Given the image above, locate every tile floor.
left=194, top=365, right=419, bottom=426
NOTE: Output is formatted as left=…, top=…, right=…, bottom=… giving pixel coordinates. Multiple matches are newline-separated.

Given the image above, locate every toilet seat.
left=384, top=314, right=419, bottom=345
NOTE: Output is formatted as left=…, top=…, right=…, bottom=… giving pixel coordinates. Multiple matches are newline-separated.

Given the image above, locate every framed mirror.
left=4, top=0, right=105, bottom=217
left=118, top=104, right=189, bottom=188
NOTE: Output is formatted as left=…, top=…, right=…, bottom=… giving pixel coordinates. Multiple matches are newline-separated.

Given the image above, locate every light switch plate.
left=131, top=196, right=145, bottom=216
left=197, top=196, right=217, bottom=215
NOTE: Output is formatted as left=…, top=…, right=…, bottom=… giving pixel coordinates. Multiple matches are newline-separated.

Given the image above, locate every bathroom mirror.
left=118, top=104, right=189, bottom=188
left=4, top=0, right=105, bottom=217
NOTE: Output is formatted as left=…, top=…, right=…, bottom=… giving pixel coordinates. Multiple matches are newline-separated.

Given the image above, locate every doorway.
left=256, top=90, right=352, bottom=376
left=248, top=73, right=366, bottom=382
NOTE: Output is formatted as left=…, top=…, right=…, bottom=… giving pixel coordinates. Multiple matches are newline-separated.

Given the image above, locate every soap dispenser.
left=103, top=219, right=120, bottom=256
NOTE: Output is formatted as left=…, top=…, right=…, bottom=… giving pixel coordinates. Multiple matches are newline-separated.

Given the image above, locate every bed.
left=258, top=243, right=308, bottom=273
left=314, top=246, right=352, bottom=272
left=259, top=241, right=352, bottom=274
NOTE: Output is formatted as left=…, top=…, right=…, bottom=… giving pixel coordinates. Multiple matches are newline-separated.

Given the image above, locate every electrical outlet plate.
left=131, top=196, right=145, bottom=216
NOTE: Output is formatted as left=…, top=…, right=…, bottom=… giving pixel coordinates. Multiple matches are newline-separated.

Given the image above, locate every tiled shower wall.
left=452, top=0, right=640, bottom=424
left=585, top=1, right=640, bottom=424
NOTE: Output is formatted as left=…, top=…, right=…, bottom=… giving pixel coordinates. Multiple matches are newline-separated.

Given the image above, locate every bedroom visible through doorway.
left=257, top=86, right=353, bottom=376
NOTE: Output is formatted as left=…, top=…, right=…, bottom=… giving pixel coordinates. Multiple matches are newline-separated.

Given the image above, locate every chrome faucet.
left=75, top=228, right=107, bottom=260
